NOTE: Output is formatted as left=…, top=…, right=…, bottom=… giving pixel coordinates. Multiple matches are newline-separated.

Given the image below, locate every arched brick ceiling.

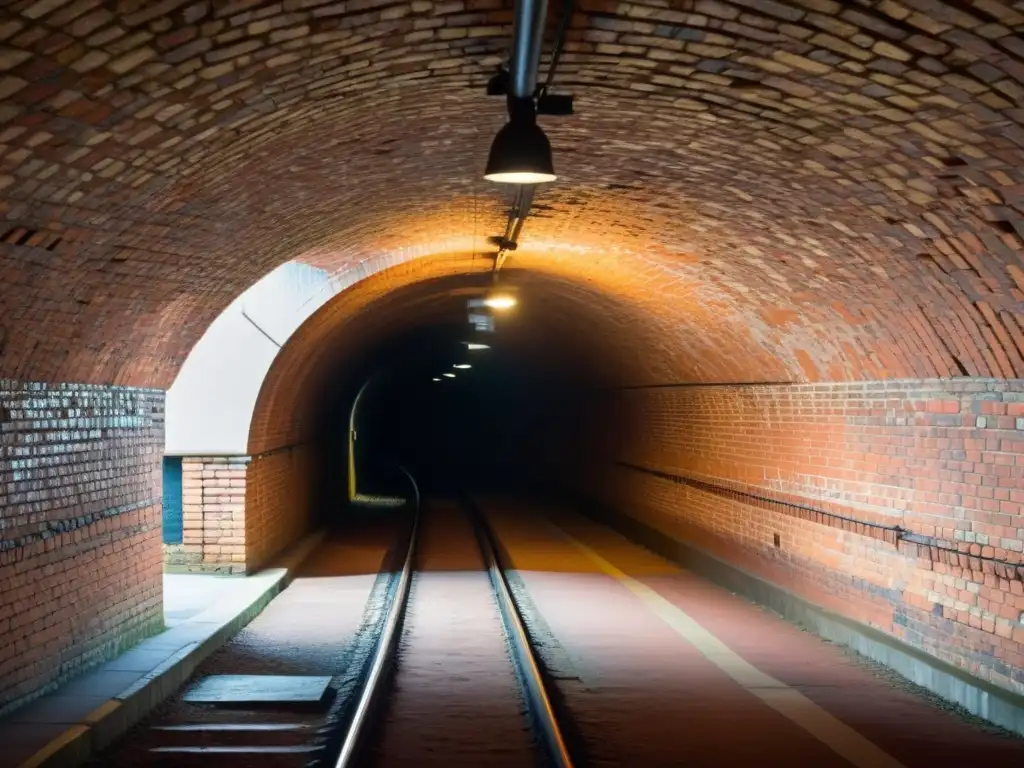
left=3, top=0, right=1024, bottom=387
left=251, top=253, right=769, bottom=454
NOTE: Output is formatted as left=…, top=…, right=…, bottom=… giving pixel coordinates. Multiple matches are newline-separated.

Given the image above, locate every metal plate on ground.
left=183, top=675, right=332, bottom=705
left=151, top=746, right=323, bottom=754
left=154, top=724, right=311, bottom=732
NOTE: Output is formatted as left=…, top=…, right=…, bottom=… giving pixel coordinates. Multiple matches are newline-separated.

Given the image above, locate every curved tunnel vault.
left=2, top=0, right=1024, bottom=715
left=2, top=0, right=1024, bottom=386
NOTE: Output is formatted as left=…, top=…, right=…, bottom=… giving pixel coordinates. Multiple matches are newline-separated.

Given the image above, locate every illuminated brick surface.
left=4, top=0, right=1024, bottom=707
left=1, top=0, right=1024, bottom=385
left=583, top=379, right=1024, bottom=695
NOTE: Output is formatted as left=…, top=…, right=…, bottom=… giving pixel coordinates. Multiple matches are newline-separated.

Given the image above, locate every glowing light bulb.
left=483, top=295, right=517, bottom=310
left=484, top=170, right=556, bottom=184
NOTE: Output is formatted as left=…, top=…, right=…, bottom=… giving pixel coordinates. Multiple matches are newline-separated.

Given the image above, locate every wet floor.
left=482, top=499, right=1024, bottom=767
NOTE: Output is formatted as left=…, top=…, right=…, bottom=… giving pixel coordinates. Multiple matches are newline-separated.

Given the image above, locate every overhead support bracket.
left=537, top=92, right=573, bottom=115
left=484, top=72, right=574, bottom=116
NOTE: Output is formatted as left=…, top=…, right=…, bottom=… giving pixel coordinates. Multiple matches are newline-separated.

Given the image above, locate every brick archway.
left=3, top=0, right=1024, bottom=713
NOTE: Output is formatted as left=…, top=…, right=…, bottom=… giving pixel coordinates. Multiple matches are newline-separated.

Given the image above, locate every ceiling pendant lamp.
left=484, top=99, right=556, bottom=184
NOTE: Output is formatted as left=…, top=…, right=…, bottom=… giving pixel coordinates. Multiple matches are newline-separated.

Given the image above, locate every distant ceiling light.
left=432, top=377, right=441, bottom=381
left=453, top=363, right=472, bottom=369
left=483, top=294, right=517, bottom=310
left=484, top=102, right=556, bottom=184
left=465, top=343, right=490, bottom=350
left=443, top=373, right=456, bottom=378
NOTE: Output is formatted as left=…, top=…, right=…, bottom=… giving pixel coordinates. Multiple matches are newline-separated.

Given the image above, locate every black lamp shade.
left=484, top=119, right=556, bottom=183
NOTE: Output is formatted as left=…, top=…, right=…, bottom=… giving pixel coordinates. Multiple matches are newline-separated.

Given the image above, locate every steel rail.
left=468, top=499, right=575, bottom=768
left=332, top=467, right=421, bottom=768
left=330, top=484, right=572, bottom=768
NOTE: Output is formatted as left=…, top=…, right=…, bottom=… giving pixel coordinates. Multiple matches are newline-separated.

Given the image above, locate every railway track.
left=77, top=494, right=1024, bottom=768
left=89, top=490, right=579, bottom=768
left=326, top=496, right=575, bottom=768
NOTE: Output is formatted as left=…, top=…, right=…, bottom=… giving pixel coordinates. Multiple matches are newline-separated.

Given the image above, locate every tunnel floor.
left=89, top=499, right=1023, bottom=767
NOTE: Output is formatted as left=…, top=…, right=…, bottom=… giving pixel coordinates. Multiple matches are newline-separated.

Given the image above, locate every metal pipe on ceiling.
left=509, top=0, right=549, bottom=100
left=492, top=0, right=550, bottom=275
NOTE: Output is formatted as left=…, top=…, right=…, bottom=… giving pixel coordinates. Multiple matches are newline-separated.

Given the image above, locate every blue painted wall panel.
left=162, top=457, right=183, bottom=545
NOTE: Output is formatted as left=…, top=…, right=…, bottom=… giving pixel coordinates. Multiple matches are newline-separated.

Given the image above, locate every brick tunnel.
left=3, top=0, right=1024, bottom=764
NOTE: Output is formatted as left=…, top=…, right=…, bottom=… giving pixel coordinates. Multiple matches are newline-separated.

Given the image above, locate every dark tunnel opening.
left=248, top=266, right=646, bottom=536
left=309, top=315, right=603, bottom=520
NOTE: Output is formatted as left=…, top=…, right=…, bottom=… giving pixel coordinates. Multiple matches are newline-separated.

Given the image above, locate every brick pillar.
left=174, top=456, right=249, bottom=574
left=0, top=381, right=164, bottom=713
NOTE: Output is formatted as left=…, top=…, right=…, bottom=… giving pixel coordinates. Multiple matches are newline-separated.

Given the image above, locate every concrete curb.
left=580, top=502, right=1024, bottom=738
left=15, top=529, right=326, bottom=768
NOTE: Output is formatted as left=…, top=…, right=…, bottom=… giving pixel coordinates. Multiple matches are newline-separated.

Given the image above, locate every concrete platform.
left=164, top=572, right=245, bottom=627
left=484, top=500, right=1024, bottom=766
left=90, top=519, right=403, bottom=766
left=0, top=532, right=324, bottom=768
left=574, top=497, right=1024, bottom=740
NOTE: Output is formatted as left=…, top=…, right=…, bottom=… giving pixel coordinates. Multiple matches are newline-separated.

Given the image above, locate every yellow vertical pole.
left=348, top=377, right=372, bottom=502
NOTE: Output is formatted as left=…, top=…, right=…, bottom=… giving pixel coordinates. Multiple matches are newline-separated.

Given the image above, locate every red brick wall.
left=166, top=457, right=248, bottom=574
left=0, top=381, right=164, bottom=713
left=583, top=380, right=1024, bottom=695
left=166, top=453, right=313, bottom=575
left=245, top=445, right=314, bottom=573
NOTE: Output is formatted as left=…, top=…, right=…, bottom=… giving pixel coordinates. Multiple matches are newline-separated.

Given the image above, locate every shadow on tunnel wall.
left=242, top=265, right=659, bottom=576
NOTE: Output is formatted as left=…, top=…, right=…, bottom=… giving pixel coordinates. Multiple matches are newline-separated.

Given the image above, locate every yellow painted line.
left=81, top=698, right=120, bottom=726
left=554, top=526, right=907, bottom=768
left=19, top=724, right=89, bottom=768
left=16, top=700, right=119, bottom=767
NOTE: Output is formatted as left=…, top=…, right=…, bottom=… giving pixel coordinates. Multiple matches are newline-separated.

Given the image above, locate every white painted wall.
left=166, top=249, right=433, bottom=455
left=165, top=262, right=333, bottom=455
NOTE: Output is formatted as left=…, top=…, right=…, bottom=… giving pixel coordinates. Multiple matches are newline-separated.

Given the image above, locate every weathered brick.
left=2, top=0, right=1024, bottom=711
left=571, top=380, right=1024, bottom=696
left=0, top=382, right=163, bottom=711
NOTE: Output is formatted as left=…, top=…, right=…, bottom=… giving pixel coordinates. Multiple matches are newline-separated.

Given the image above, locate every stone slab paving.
left=181, top=676, right=332, bottom=705
left=163, top=574, right=243, bottom=628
